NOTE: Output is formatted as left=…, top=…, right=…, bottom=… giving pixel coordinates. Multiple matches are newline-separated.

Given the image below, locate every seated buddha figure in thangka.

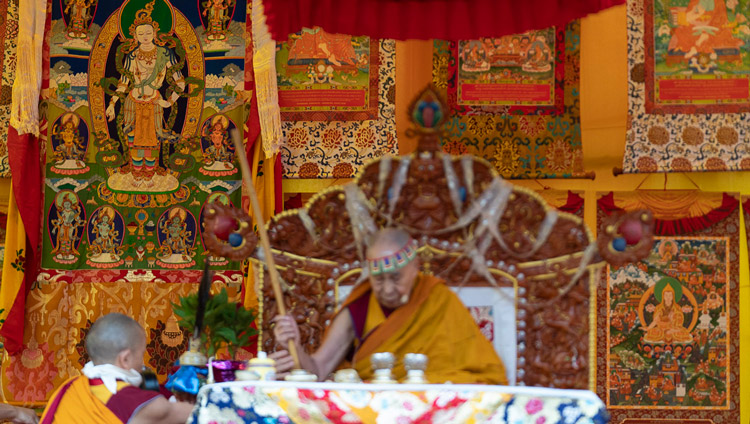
left=639, top=276, right=698, bottom=358
left=86, top=205, right=126, bottom=268
left=156, top=206, right=197, bottom=268
left=50, top=112, right=90, bottom=175
left=199, top=114, right=237, bottom=177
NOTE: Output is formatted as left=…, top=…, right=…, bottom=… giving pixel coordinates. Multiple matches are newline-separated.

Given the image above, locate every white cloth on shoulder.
left=82, top=362, right=143, bottom=395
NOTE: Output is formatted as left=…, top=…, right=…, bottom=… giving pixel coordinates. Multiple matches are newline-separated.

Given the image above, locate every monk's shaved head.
left=366, top=228, right=412, bottom=259
left=86, top=313, right=145, bottom=365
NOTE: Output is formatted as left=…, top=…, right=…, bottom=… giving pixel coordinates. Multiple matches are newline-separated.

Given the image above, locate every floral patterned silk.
left=190, top=381, right=609, bottom=424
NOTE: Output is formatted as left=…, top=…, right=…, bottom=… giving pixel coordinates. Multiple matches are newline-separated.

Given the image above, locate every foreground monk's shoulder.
left=130, top=396, right=194, bottom=424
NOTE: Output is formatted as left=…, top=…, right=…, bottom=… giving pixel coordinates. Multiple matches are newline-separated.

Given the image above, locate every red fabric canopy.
left=261, top=0, right=624, bottom=41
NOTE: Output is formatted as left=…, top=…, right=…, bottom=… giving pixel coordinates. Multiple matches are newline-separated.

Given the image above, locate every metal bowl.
left=370, top=352, right=395, bottom=370
left=404, top=353, right=428, bottom=371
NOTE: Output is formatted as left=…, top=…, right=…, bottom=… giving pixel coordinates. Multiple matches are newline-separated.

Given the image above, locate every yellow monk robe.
left=340, top=273, right=508, bottom=385
left=40, top=376, right=161, bottom=424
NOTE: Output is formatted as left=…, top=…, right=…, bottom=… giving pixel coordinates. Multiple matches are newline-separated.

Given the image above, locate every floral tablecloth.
left=188, top=381, right=609, bottom=424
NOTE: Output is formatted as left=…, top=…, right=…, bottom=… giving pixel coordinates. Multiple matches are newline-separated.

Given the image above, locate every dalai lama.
left=272, top=228, right=507, bottom=384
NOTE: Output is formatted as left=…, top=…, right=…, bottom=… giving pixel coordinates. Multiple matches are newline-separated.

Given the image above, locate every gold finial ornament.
left=405, top=84, right=449, bottom=153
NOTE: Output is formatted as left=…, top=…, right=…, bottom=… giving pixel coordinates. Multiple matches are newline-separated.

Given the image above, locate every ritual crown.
left=368, top=239, right=419, bottom=276
left=130, top=0, right=159, bottom=35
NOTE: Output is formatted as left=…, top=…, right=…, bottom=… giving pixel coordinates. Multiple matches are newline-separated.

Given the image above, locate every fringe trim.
left=252, top=0, right=283, bottom=155
left=10, top=0, right=45, bottom=136
left=10, top=53, right=41, bottom=136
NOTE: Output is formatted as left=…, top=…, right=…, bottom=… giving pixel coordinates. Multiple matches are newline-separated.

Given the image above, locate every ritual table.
left=188, top=380, right=609, bottom=424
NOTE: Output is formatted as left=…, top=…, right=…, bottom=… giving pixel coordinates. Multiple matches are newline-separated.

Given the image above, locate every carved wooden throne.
left=251, top=86, right=650, bottom=389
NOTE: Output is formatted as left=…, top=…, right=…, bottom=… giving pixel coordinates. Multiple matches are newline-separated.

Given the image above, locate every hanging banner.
left=274, top=28, right=397, bottom=179
left=624, top=0, right=750, bottom=173
left=432, top=22, right=586, bottom=179
left=45, top=0, right=246, bottom=278
left=5, top=0, right=251, bottom=402
left=276, top=28, right=379, bottom=120
left=596, top=191, right=740, bottom=423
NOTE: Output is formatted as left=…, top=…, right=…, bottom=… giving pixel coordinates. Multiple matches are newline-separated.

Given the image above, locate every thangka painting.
left=596, top=191, right=740, bottom=423
left=432, top=21, right=586, bottom=179
left=276, top=28, right=379, bottom=120
left=453, top=27, right=560, bottom=111
left=4, top=0, right=250, bottom=402
left=275, top=30, right=397, bottom=179
left=625, top=0, right=750, bottom=173
left=46, top=0, right=247, bottom=272
left=0, top=0, right=19, bottom=177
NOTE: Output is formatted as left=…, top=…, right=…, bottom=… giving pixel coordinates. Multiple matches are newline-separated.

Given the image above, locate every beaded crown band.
left=368, top=239, right=419, bottom=276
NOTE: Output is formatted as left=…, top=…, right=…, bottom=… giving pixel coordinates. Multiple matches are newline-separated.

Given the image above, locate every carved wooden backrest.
left=252, top=86, right=645, bottom=389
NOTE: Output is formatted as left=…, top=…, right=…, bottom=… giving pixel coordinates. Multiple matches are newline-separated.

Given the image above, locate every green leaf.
left=171, top=286, right=259, bottom=360
left=215, top=327, right=239, bottom=346
left=214, top=288, right=229, bottom=304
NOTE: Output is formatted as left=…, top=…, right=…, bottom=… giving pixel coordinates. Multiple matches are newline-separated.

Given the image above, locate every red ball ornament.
left=422, top=106, right=435, bottom=128
left=212, top=213, right=238, bottom=242
left=620, top=219, right=643, bottom=245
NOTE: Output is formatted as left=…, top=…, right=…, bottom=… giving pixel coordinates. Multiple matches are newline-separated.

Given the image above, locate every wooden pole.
left=231, top=130, right=300, bottom=369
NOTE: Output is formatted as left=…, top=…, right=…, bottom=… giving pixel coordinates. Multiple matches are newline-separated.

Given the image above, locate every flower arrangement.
left=172, top=287, right=257, bottom=359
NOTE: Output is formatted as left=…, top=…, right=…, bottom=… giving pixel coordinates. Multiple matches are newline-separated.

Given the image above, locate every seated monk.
left=272, top=228, right=507, bottom=384
left=40, top=313, right=194, bottom=424
left=643, top=280, right=692, bottom=344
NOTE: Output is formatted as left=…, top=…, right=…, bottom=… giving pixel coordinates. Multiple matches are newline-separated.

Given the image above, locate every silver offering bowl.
left=403, top=353, right=429, bottom=384
left=370, top=352, right=397, bottom=384
left=370, top=352, right=395, bottom=371
left=404, top=353, right=428, bottom=372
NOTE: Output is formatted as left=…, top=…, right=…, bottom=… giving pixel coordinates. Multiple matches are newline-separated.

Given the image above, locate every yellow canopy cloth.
left=339, top=273, right=508, bottom=385
left=606, top=190, right=725, bottom=221
left=40, top=376, right=122, bottom=424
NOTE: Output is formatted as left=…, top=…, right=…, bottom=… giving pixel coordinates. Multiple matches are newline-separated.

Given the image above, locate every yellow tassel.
left=251, top=0, right=283, bottom=155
